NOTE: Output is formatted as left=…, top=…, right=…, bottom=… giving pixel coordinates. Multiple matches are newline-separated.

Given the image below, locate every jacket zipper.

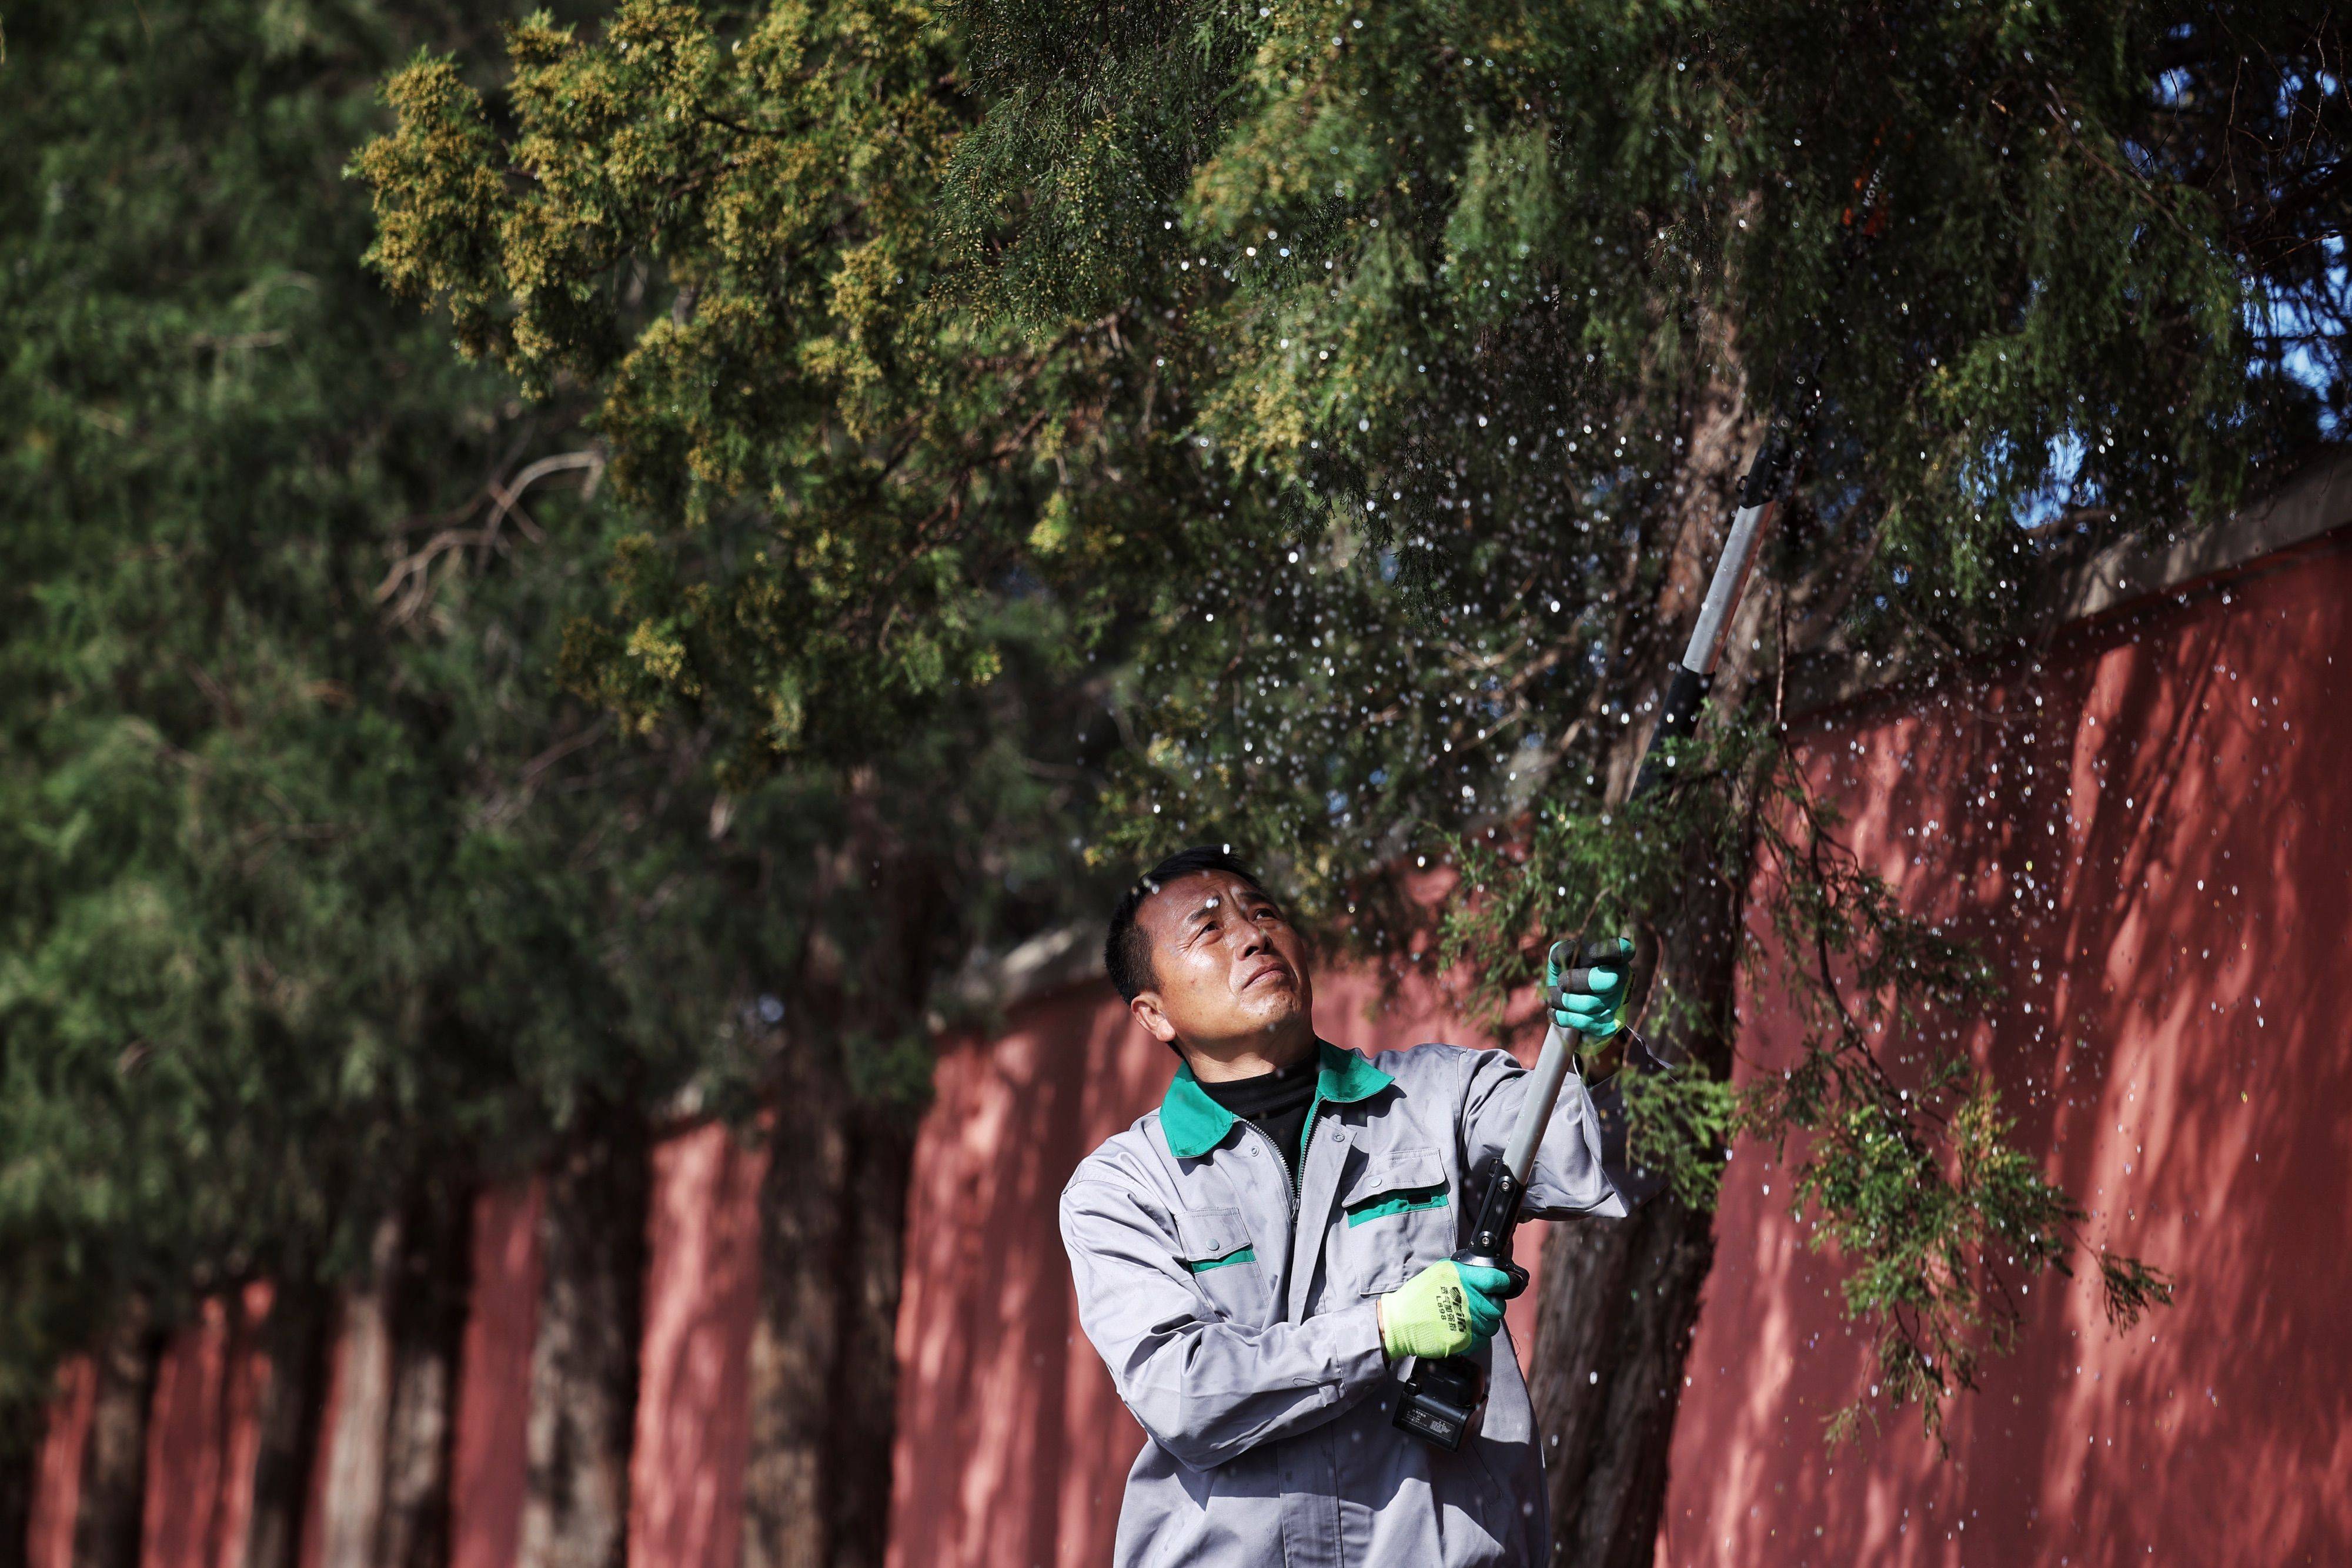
left=1237, top=1093, right=1325, bottom=1321
left=1235, top=1118, right=1301, bottom=1323
left=1238, top=1118, right=1299, bottom=1218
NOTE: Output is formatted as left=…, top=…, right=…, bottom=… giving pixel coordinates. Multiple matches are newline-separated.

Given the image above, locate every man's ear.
left=1130, top=991, right=1178, bottom=1046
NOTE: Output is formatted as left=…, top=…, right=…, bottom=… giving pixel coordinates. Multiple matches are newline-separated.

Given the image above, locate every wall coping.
left=1789, top=444, right=2352, bottom=715
left=941, top=922, right=1104, bottom=1024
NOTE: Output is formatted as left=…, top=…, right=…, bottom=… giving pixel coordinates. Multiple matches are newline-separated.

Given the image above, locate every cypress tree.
left=4, top=1, right=1118, bottom=1551
left=357, top=0, right=2343, bottom=1558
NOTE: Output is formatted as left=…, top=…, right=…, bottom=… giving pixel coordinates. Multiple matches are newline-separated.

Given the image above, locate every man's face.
left=1129, top=871, right=1315, bottom=1056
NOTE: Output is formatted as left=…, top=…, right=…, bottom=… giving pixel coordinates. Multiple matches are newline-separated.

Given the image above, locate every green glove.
left=1378, top=1261, right=1512, bottom=1360
left=1546, top=936, right=1631, bottom=1040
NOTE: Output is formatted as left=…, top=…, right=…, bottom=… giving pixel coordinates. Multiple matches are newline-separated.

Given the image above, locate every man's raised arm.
left=1455, top=939, right=1678, bottom=1213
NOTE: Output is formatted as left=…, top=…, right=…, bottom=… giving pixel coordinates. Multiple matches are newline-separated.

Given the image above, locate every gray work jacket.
left=1060, top=1037, right=1667, bottom=1568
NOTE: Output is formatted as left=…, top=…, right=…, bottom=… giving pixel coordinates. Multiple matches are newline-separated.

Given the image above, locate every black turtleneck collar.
left=1195, top=1052, right=1319, bottom=1180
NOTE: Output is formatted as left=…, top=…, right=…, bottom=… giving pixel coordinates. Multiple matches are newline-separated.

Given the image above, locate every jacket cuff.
left=1319, top=1300, right=1391, bottom=1405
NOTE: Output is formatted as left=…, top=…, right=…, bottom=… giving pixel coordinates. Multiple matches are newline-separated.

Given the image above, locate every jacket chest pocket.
left=1174, top=1206, right=1267, bottom=1319
left=1337, top=1146, right=1455, bottom=1298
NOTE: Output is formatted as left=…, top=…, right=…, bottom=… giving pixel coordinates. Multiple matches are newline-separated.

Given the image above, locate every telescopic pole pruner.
left=1391, top=135, right=1896, bottom=1450
left=1391, top=422, right=1802, bottom=1451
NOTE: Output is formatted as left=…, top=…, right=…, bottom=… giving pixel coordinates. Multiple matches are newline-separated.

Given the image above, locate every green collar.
left=1158, top=1041, right=1395, bottom=1159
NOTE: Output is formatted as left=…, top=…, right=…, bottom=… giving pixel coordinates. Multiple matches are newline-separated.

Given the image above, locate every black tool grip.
left=1399, top=1155, right=1529, bottom=1452
left=1739, top=426, right=1793, bottom=509
left=1460, top=1165, right=1526, bottom=1266
left=1630, top=664, right=1711, bottom=799
left=1549, top=937, right=1632, bottom=998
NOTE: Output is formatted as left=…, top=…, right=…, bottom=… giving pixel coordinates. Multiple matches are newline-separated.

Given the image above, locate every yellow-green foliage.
left=358, top=0, right=2331, bottom=1446
left=358, top=0, right=1197, bottom=783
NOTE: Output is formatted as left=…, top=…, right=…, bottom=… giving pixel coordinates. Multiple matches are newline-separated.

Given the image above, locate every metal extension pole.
left=1498, top=1022, right=1576, bottom=1185
left=1494, top=429, right=1793, bottom=1192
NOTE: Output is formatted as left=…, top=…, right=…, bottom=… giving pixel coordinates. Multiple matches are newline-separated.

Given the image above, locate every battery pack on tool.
left=1392, top=1354, right=1482, bottom=1449
left=1389, top=1158, right=1535, bottom=1448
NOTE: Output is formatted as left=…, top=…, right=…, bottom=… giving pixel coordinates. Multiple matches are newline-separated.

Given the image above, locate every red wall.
left=888, top=987, right=1152, bottom=1568
left=25, top=1357, right=95, bottom=1568
left=885, top=532, right=2352, bottom=1567
left=139, top=1285, right=272, bottom=1568
left=1660, top=536, right=2352, bottom=1564
left=626, top=1121, right=767, bottom=1568
left=23, top=530, right=2350, bottom=1566
left=28, top=1287, right=274, bottom=1568
left=450, top=1179, right=543, bottom=1568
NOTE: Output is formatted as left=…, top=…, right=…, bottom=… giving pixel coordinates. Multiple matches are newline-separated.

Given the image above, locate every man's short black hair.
left=1104, top=845, right=1269, bottom=1004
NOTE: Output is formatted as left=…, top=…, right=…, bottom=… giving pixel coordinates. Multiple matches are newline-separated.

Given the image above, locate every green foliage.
left=353, top=0, right=2344, bottom=866
left=1441, top=714, right=2176, bottom=1444
left=0, top=0, right=1112, bottom=1417
left=1617, top=1068, right=1739, bottom=1212
left=356, top=0, right=1205, bottom=787
left=1739, top=755, right=2180, bottom=1448
left=0, top=0, right=705, bottom=1398
left=355, top=0, right=2336, bottom=1449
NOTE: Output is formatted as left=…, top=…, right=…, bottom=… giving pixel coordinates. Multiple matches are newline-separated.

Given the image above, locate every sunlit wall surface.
left=1662, top=533, right=2352, bottom=1565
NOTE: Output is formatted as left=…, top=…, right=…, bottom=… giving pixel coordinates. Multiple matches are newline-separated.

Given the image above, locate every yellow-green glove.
left=1378, top=1261, right=1511, bottom=1360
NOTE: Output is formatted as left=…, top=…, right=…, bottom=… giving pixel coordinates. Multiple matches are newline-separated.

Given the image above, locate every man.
left=1060, top=845, right=1669, bottom=1568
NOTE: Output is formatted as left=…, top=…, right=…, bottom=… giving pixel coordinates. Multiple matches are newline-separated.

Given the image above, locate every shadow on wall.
left=886, top=989, right=1147, bottom=1568
left=1662, top=539, right=2352, bottom=1566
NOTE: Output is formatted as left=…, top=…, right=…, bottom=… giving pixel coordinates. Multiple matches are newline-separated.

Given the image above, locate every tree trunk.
left=72, top=1302, right=158, bottom=1568
left=738, top=1055, right=916, bottom=1568
left=375, top=1183, right=473, bottom=1568
left=242, top=1280, right=333, bottom=1568
left=0, top=1396, right=45, bottom=1568
left=311, top=1228, right=396, bottom=1568
left=1532, top=375, right=1773, bottom=1566
left=518, top=1111, right=647, bottom=1568
left=740, top=783, right=937, bottom=1568
left=1528, top=1202, right=1718, bottom=1566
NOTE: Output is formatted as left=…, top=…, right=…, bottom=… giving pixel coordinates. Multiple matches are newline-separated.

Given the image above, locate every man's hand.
left=1547, top=936, right=1631, bottom=1076
left=1377, top=1261, right=1511, bottom=1361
